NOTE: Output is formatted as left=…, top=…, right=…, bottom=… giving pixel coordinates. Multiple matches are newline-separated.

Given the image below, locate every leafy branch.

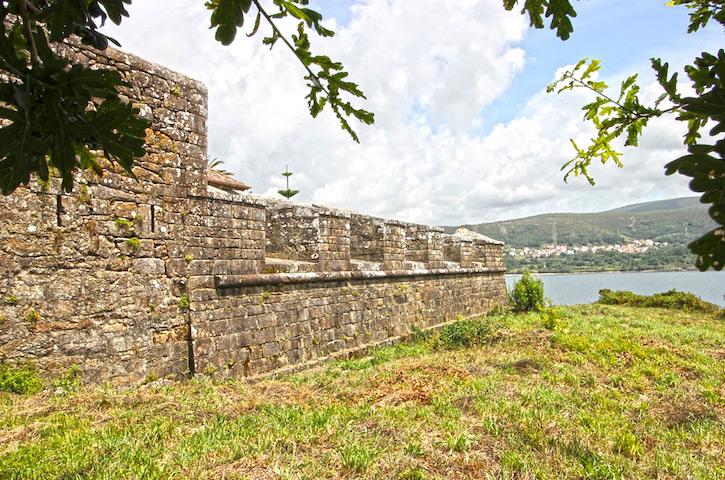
left=548, top=58, right=681, bottom=186
left=206, top=0, right=374, bottom=142
left=503, top=0, right=577, bottom=40
left=547, top=50, right=724, bottom=270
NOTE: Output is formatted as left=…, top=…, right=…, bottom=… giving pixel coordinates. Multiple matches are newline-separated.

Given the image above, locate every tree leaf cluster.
left=503, top=0, right=577, bottom=40
left=277, top=188, right=299, bottom=199
left=0, top=0, right=148, bottom=194
left=663, top=49, right=725, bottom=270
left=667, top=0, right=725, bottom=33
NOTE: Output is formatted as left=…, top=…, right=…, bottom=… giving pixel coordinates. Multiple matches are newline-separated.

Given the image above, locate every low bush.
left=509, top=271, right=546, bottom=311
left=539, top=305, right=566, bottom=331
left=52, top=364, right=82, bottom=395
left=0, top=363, right=43, bottom=395
left=437, top=317, right=494, bottom=349
left=598, top=289, right=723, bottom=315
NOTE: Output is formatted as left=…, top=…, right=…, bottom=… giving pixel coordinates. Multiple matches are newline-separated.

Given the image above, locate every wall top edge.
left=65, top=37, right=207, bottom=94
left=197, top=192, right=505, bottom=243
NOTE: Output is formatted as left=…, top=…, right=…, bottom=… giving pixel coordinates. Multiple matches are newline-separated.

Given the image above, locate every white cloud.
left=104, top=0, right=694, bottom=227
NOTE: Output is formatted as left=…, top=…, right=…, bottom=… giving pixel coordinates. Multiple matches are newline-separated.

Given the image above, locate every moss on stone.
left=125, top=237, right=141, bottom=252
left=24, top=307, right=40, bottom=324
left=178, top=294, right=190, bottom=310
left=114, top=218, right=134, bottom=230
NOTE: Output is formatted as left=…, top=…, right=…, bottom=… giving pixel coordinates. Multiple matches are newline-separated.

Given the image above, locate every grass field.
left=1, top=305, right=723, bottom=479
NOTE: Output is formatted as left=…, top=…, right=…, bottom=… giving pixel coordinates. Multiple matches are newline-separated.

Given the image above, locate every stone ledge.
left=190, top=192, right=268, bottom=207
left=215, top=267, right=506, bottom=289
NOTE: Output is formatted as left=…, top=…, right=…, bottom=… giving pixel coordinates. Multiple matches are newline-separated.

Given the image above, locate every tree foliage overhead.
left=504, top=0, right=725, bottom=271
left=205, top=0, right=373, bottom=142
left=503, top=0, right=577, bottom=40
left=0, top=0, right=372, bottom=195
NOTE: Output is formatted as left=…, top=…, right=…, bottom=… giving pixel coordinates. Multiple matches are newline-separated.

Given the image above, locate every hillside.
left=608, top=197, right=702, bottom=213
left=445, top=197, right=714, bottom=248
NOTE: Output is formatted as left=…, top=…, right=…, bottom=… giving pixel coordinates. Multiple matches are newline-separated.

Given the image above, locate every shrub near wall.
left=509, top=271, right=545, bottom=311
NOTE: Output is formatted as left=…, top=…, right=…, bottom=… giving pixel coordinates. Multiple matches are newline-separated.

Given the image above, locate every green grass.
left=1, top=305, right=723, bottom=479
left=0, top=364, right=42, bottom=395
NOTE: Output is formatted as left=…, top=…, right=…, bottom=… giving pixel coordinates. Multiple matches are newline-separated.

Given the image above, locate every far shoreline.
left=504, top=269, right=706, bottom=276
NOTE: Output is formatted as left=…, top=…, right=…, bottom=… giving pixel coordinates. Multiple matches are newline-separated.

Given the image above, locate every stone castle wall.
left=0, top=41, right=507, bottom=384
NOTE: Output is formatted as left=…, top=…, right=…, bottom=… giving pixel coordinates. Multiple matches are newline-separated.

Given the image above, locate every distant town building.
left=507, top=239, right=669, bottom=258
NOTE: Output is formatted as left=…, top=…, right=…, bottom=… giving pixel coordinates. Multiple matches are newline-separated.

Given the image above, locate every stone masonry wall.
left=195, top=272, right=506, bottom=377
left=265, top=204, right=320, bottom=263
left=0, top=41, right=507, bottom=385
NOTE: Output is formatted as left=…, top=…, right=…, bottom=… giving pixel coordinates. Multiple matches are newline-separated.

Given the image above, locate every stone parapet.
left=192, top=270, right=507, bottom=377
left=317, top=209, right=352, bottom=272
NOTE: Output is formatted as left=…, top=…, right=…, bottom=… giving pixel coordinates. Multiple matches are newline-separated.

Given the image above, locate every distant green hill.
left=609, top=197, right=702, bottom=213
left=445, top=197, right=714, bottom=248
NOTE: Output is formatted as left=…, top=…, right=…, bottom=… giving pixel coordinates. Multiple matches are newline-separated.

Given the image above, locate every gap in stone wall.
left=264, top=204, right=320, bottom=274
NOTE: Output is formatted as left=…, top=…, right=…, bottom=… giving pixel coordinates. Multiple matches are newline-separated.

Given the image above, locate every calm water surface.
left=505, top=271, right=725, bottom=306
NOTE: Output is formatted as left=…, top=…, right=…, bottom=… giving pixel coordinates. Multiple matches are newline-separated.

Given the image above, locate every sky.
left=102, top=0, right=722, bottom=226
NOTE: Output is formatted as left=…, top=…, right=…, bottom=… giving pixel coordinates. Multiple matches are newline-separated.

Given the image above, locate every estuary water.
left=504, top=271, right=725, bottom=306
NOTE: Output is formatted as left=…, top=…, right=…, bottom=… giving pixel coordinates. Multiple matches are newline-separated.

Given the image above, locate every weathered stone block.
left=132, top=258, right=166, bottom=275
